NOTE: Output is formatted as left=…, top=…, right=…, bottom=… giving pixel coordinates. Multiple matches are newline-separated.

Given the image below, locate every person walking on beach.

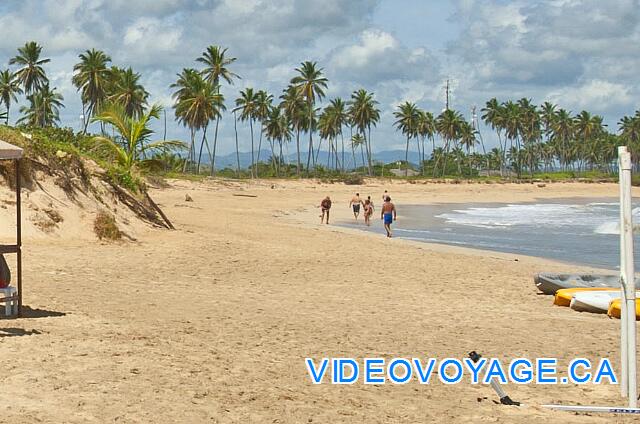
left=381, top=196, right=396, bottom=237
left=349, top=193, right=364, bottom=220
left=382, top=190, right=389, bottom=203
left=363, top=198, right=374, bottom=226
left=319, top=196, right=332, bottom=224
left=367, top=195, right=374, bottom=207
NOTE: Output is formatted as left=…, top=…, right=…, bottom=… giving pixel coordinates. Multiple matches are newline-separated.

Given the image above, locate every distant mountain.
left=202, top=149, right=425, bottom=170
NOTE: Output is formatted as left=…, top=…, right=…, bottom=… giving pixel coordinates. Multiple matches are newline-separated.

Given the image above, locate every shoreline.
left=284, top=193, right=619, bottom=275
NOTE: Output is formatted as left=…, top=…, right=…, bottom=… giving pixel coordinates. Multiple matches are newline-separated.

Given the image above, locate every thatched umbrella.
left=0, top=139, right=23, bottom=316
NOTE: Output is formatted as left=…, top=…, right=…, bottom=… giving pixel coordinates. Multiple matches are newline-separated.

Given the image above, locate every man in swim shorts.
left=349, top=193, right=364, bottom=220
left=319, top=196, right=332, bottom=224
left=381, top=196, right=396, bottom=237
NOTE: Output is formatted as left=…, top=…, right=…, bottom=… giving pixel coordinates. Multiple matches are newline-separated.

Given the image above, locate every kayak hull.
left=570, top=291, right=623, bottom=313
left=554, top=287, right=617, bottom=307
left=608, top=298, right=640, bottom=320
left=535, top=273, right=622, bottom=295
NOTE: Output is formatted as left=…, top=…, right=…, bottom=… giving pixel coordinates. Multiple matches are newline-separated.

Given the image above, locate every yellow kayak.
left=607, top=299, right=640, bottom=320
left=553, top=287, right=618, bottom=307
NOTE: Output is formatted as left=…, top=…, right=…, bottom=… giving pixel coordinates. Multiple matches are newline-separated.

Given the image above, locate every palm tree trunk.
left=256, top=123, right=264, bottom=178
left=315, top=137, right=323, bottom=166
left=334, top=138, right=341, bottom=171
left=81, top=102, right=89, bottom=134
left=341, top=132, right=345, bottom=173
left=183, top=127, right=195, bottom=173
left=306, top=130, right=313, bottom=174
left=367, top=126, right=373, bottom=176
left=249, top=118, right=255, bottom=178
left=296, top=128, right=301, bottom=177
left=234, top=112, right=240, bottom=177
left=326, top=139, right=331, bottom=169
left=163, top=108, right=167, bottom=141
left=441, top=140, right=450, bottom=177
left=405, top=135, right=410, bottom=177
left=269, top=139, right=277, bottom=175
left=421, top=136, right=426, bottom=176
left=196, top=125, right=209, bottom=174
left=351, top=145, right=357, bottom=170
left=210, top=116, right=220, bottom=176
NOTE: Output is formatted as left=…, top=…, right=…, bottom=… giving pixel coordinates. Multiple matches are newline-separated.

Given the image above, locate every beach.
left=1, top=179, right=639, bottom=422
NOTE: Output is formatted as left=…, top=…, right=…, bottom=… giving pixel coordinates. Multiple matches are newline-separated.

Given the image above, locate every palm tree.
left=0, top=70, right=22, bottom=124
left=290, top=61, right=328, bottom=173
left=72, top=49, right=112, bottom=133
left=350, top=133, right=366, bottom=171
left=540, top=101, right=557, bottom=139
left=328, top=98, right=348, bottom=172
left=108, top=66, right=148, bottom=119
left=197, top=45, right=240, bottom=176
left=416, top=110, right=436, bottom=175
left=172, top=69, right=224, bottom=173
left=481, top=98, right=506, bottom=174
left=91, top=103, right=185, bottom=175
left=348, top=89, right=380, bottom=175
left=263, top=105, right=292, bottom=176
left=198, top=46, right=240, bottom=86
left=318, top=99, right=348, bottom=171
left=18, top=84, right=64, bottom=127
left=280, top=85, right=306, bottom=176
left=574, top=110, right=604, bottom=172
left=551, top=108, right=574, bottom=170
left=234, top=87, right=259, bottom=177
left=10, top=41, right=50, bottom=95
left=619, top=112, right=640, bottom=163
left=458, top=121, right=478, bottom=175
left=254, top=89, right=274, bottom=175
left=393, top=101, right=419, bottom=176
left=171, top=68, right=201, bottom=172
left=318, top=105, right=339, bottom=170
left=435, top=109, right=464, bottom=176
left=517, top=98, right=541, bottom=175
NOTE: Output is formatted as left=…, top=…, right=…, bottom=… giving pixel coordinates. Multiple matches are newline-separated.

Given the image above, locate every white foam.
left=594, top=207, right=640, bottom=235
left=437, top=202, right=639, bottom=233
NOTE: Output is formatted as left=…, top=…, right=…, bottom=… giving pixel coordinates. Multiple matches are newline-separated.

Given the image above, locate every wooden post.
left=15, top=159, right=22, bottom=316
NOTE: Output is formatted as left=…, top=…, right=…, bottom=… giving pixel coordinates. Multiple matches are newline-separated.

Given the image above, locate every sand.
left=1, top=178, right=639, bottom=423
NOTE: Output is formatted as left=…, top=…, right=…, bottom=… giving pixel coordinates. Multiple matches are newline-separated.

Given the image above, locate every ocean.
left=340, top=198, right=640, bottom=270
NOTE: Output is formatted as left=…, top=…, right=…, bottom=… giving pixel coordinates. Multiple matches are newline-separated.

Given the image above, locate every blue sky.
left=0, top=0, right=638, bottom=155
left=373, top=1, right=460, bottom=52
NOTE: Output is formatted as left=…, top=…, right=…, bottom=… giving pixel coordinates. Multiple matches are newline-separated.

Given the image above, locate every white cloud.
left=547, top=80, right=633, bottom=112
left=331, top=30, right=398, bottom=69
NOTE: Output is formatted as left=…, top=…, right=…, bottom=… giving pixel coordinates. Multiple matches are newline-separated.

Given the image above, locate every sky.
left=0, top=0, right=638, bottom=155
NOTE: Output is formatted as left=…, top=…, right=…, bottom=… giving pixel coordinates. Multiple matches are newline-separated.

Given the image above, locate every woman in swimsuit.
left=363, top=199, right=374, bottom=226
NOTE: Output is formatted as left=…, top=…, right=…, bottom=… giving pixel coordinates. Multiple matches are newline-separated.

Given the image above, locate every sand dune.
left=0, top=179, right=638, bottom=422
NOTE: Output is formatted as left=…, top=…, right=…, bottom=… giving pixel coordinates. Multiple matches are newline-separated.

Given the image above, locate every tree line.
left=1, top=41, right=639, bottom=180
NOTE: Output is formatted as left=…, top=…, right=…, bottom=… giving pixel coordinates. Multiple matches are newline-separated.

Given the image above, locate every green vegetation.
left=0, top=40, right=636, bottom=187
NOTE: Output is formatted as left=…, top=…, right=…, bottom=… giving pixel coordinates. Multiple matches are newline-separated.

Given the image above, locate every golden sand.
left=0, top=179, right=637, bottom=422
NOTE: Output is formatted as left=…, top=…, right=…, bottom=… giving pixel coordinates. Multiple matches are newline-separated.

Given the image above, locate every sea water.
left=341, top=198, right=640, bottom=269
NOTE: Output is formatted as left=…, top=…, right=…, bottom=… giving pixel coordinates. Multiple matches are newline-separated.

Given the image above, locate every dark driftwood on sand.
left=232, top=194, right=258, bottom=198
left=144, top=191, right=175, bottom=230
left=106, top=181, right=174, bottom=229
